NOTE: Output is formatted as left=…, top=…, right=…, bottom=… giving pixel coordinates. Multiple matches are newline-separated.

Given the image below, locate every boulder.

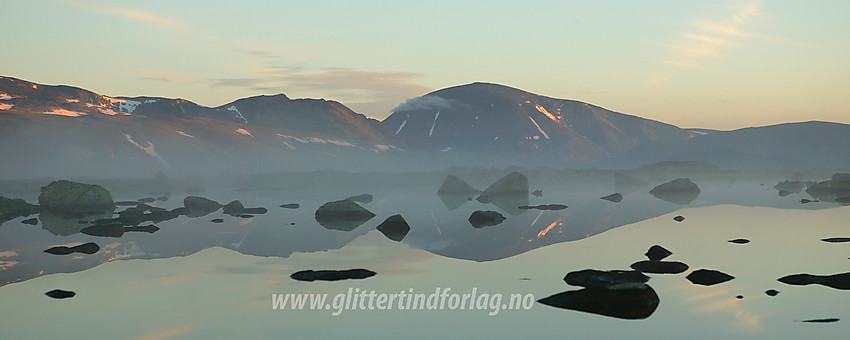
left=279, top=203, right=300, bottom=209
left=468, top=210, right=506, bottom=228
left=821, top=237, right=850, bottom=243
left=650, top=178, right=700, bottom=204
left=182, top=196, right=222, bottom=218
left=45, top=289, right=76, bottom=299
left=291, top=269, right=376, bottom=282
left=673, top=215, right=685, bottom=222
left=222, top=200, right=267, bottom=216
left=376, top=214, right=411, bottom=242
left=314, top=200, right=375, bottom=231
left=0, top=196, right=40, bottom=223
left=563, top=269, right=650, bottom=289
left=645, top=245, right=673, bottom=261
left=778, top=272, right=850, bottom=290
left=630, top=261, right=689, bottom=274
left=38, top=180, right=114, bottom=211
left=728, top=238, right=750, bottom=244
left=44, top=242, right=100, bottom=255
left=686, top=269, right=735, bottom=286
left=537, top=285, right=659, bottom=320
left=765, top=289, right=780, bottom=296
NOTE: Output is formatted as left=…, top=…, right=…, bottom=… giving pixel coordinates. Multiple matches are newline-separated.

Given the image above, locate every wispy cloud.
left=80, top=5, right=187, bottom=30
left=650, top=2, right=763, bottom=84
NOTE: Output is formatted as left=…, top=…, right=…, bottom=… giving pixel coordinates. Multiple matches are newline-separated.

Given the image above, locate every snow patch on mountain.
left=526, top=115, right=550, bottom=139
left=175, top=130, right=195, bottom=139
left=123, top=133, right=170, bottom=167
left=44, top=108, right=86, bottom=117
left=227, top=105, right=247, bottom=124
left=0, top=103, right=12, bottom=110
left=536, top=104, right=558, bottom=121
left=0, top=93, right=13, bottom=100
left=65, top=98, right=79, bottom=103
left=235, top=128, right=253, bottom=137
left=429, top=110, right=440, bottom=137
left=396, top=118, right=407, bottom=134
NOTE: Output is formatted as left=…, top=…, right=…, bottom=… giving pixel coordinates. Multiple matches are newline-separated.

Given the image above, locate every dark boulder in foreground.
left=517, top=204, right=568, bottom=211
left=600, top=193, right=623, bottom=203
left=650, top=178, right=700, bottom=205
left=800, top=318, right=840, bottom=323
left=291, top=269, right=376, bottom=282
left=345, top=194, right=373, bottom=204
left=538, top=285, right=659, bottom=320
left=564, top=269, right=650, bottom=289
left=686, top=269, right=735, bottom=286
left=468, top=210, right=506, bottom=228
left=44, top=242, right=100, bottom=255
left=45, top=289, right=76, bottom=299
left=222, top=200, right=268, bottom=216
left=38, top=180, right=115, bottom=211
left=673, top=215, right=685, bottom=222
left=778, top=272, right=850, bottom=290
left=729, top=238, right=750, bottom=244
left=314, top=200, right=375, bottom=231
left=645, top=245, right=673, bottom=261
left=821, top=237, right=850, bottom=243
left=376, top=214, right=411, bottom=242
left=630, top=261, right=689, bottom=274
left=183, top=196, right=222, bottom=218
left=279, top=203, right=300, bottom=209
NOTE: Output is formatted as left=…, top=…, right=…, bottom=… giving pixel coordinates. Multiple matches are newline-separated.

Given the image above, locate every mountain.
left=381, top=82, right=696, bottom=167
left=599, top=121, right=850, bottom=169
left=0, top=76, right=410, bottom=178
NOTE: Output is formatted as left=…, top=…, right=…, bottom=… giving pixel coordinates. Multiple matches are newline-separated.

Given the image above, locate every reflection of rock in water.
left=778, top=190, right=793, bottom=197
left=645, top=245, right=673, bottom=261
left=376, top=214, right=410, bottom=242
left=476, top=172, right=529, bottom=216
left=649, top=178, right=700, bottom=204
left=564, top=269, right=650, bottom=288
left=518, top=204, right=567, bottom=211
left=290, top=269, right=376, bottom=282
left=40, top=210, right=114, bottom=236
left=630, top=261, right=689, bottom=274
left=806, top=173, right=850, bottom=204
left=183, top=196, right=222, bottom=218
left=44, top=242, right=100, bottom=255
left=686, top=269, right=735, bottom=286
left=45, top=289, right=76, bottom=299
left=774, top=180, right=804, bottom=194
left=468, top=210, right=506, bottom=229
left=600, top=193, right=623, bottom=203
left=437, top=175, right=480, bottom=210
left=0, top=196, right=41, bottom=224
left=314, top=200, right=375, bottom=231
left=222, top=200, right=268, bottom=217
left=778, top=272, right=850, bottom=290
left=345, top=194, right=373, bottom=204
left=538, top=285, right=660, bottom=320
left=532, top=189, right=543, bottom=197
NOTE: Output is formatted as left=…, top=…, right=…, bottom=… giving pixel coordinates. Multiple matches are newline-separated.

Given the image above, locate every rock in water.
left=728, top=238, right=750, bottom=244
left=291, top=269, right=376, bottom=282
left=279, top=203, right=300, bottom=209
left=44, top=242, right=100, bottom=255
left=765, top=289, right=780, bottom=296
left=210, top=218, right=224, bottom=223
left=650, top=178, right=700, bottom=204
left=800, top=318, right=840, bottom=323
left=21, top=217, right=39, bottom=225
left=0, top=197, right=40, bottom=223
left=778, top=272, right=850, bottom=290
left=314, top=200, right=375, bottom=231
left=600, top=193, right=623, bottom=203
left=630, top=261, right=689, bottom=274
left=38, top=180, right=115, bottom=211
left=468, top=210, right=506, bottom=228
left=821, top=237, right=850, bottom=243
left=376, top=214, right=411, bottom=242
left=80, top=224, right=125, bottom=237
left=222, top=200, right=268, bottom=216
left=517, top=204, right=568, bottom=211
left=563, top=269, right=650, bottom=289
left=345, top=194, right=373, bottom=204
left=645, top=245, right=673, bottom=261
left=478, top=172, right=528, bottom=197
left=182, top=196, right=222, bottom=218
left=45, top=289, right=76, bottom=299
left=537, top=285, right=659, bottom=320
left=673, top=216, right=685, bottom=222
left=686, top=269, right=735, bottom=286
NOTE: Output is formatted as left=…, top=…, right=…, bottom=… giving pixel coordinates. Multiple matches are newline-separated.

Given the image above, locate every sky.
left=1, top=0, right=847, bottom=130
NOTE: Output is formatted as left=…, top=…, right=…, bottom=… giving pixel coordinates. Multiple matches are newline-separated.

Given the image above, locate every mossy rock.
left=38, top=180, right=114, bottom=211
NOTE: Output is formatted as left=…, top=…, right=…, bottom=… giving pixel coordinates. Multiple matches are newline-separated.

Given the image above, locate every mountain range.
left=1, top=75, right=848, bottom=178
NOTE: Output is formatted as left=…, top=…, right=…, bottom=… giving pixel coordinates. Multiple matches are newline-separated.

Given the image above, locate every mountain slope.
left=598, top=121, right=850, bottom=169
left=382, top=82, right=695, bottom=167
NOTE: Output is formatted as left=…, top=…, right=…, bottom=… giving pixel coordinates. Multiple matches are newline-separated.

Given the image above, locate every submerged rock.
left=564, top=269, right=650, bottom=289
left=778, top=272, right=850, bottom=290
left=45, top=289, right=76, bottom=299
left=630, top=261, right=689, bottom=274
left=645, top=245, right=673, bottom=261
left=44, top=242, right=99, bottom=255
left=345, top=194, right=373, bottom=204
left=650, top=178, right=700, bottom=205
left=728, top=238, right=750, bottom=244
left=38, top=180, right=115, bottom=211
left=600, top=193, right=623, bottom=203
left=314, top=200, right=375, bottom=231
left=468, top=210, right=506, bottom=228
left=376, top=214, right=411, bottom=242
left=291, top=269, right=376, bottom=282
left=686, top=269, right=735, bottom=286
left=183, top=196, right=222, bottom=218
left=537, top=285, right=659, bottom=320
left=517, top=204, right=568, bottom=211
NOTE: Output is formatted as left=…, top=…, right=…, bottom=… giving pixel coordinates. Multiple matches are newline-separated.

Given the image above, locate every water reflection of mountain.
left=1, top=171, right=847, bottom=285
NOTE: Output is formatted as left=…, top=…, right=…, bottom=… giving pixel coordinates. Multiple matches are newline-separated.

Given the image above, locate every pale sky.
left=1, top=0, right=847, bottom=130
